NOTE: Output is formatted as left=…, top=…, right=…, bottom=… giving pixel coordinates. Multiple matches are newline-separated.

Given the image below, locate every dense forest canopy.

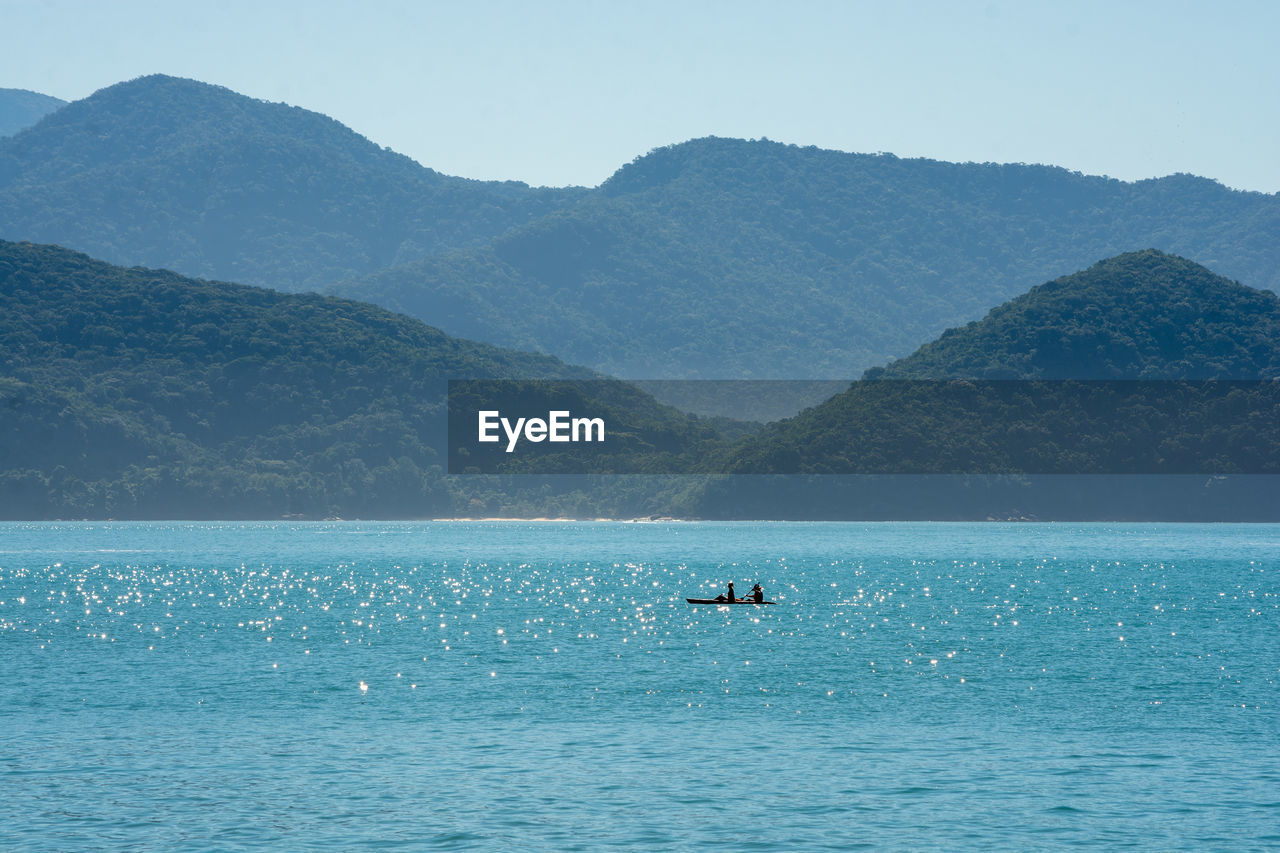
left=1, top=242, right=1276, bottom=520
left=0, top=240, right=598, bottom=518
left=0, top=240, right=742, bottom=519
left=686, top=252, right=1280, bottom=519
left=869, top=250, right=1280, bottom=380
left=715, top=251, right=1280, bottom=477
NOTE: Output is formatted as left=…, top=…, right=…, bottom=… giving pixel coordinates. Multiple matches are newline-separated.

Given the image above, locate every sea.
left=1, top=521, right=1277, bottom=851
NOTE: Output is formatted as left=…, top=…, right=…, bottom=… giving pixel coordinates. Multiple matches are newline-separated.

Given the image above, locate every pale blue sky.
left=3, top=0, right=1277, bottom=191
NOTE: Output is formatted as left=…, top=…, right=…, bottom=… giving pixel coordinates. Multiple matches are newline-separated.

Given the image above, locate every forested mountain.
left=0, top=240, right=743, bottom=518
left=4, top=242, right=1274, bottom=520
left=723, top=250, right=1280, bottom=472
left=868, top=250, right=1280, bottom=380
left=0, top=76, right=584, bottom=291
left=689, top=252, right=1280, bottom=519
left=0, top=88, right=66, bottom=137
left=4, top=75, right=1277, bottom=412
left=4, top=75, right=1276, bottom=390
left=334, top=138, right=1280, bottom=382
left=0, top=240, right=596, bottom=518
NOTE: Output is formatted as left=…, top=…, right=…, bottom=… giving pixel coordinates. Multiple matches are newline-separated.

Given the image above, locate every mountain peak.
left=16, top=73, right=370, bottom=162
left=600, top=136, right=797, bottom=195
left=0, top=76, right=582, bottom=291
left=871, top=250, right=1280, bottom=380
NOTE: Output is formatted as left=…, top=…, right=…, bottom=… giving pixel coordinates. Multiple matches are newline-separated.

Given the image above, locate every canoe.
left=686, top=598, right=775, bottom=605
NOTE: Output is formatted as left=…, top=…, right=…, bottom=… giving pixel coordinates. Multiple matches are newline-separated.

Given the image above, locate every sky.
left=3, top=0, right=1278, bottom=192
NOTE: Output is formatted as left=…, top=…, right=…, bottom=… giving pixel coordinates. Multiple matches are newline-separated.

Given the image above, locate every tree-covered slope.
left=869, top=250, right=1280, bottom=380
left=5, top=76, right=1276, bottom=402
left=684, top=251, right=1280, bottom=520
left=0, top=240, right=600, bottom=518
left=0, top=76, right=584, bottom=291
left=0, top=88, right=66, bottom=137
left=718, top=251, right=1280, bottom=476
left=333, top=138, right=1280, bottom=382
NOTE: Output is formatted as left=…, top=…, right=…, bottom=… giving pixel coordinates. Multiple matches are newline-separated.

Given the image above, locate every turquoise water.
left=1, top=521, right=1277, bottom=851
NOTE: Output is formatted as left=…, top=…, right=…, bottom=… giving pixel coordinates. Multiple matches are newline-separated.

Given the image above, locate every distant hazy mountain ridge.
left=0, top=87, right=65, bottom=136
left=334, top=137, right=1280, bottom=381
left=0, top=75, right=584, bottom=291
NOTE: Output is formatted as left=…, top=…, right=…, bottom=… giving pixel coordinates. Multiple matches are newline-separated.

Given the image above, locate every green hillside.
left=691, top=252, right=1280, bottom=519
left=0, top=76, right=584, bottom=291
left=4, top=243, right=1274, bottom=520
left=333, top=138, right=1280, bottom=384
left=868, top=250, right=1280, bottom=380
left=0, top=240, right=602, bottom=518
left=4, top=76, right=1275, bottom=402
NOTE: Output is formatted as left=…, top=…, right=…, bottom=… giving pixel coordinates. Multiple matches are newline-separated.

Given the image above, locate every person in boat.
left=726, top=581, right=737, bottom=602
left=750, top=583, right=764, bottom=603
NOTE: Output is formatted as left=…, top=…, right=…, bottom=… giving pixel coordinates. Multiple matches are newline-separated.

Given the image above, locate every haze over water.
left=2, top=521, right=1277, bottom=850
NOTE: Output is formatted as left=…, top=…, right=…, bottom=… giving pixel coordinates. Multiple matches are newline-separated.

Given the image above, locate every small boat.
left=685, top=597, right=775, bottom=605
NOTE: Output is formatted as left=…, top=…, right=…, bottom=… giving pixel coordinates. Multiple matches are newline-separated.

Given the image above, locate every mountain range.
left=1, top=75, right=1276, bottom=397
left=3, top=241, right=1277, bottom=519
left=2, top=74, right=1278, bottom=519
left=334, top=139, right=1280, bottom=382
left=0, top=76, right=583, bottom=292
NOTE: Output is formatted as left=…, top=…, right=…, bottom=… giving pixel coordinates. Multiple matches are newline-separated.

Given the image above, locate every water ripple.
left=1, top=521, right=1277, bottom=851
